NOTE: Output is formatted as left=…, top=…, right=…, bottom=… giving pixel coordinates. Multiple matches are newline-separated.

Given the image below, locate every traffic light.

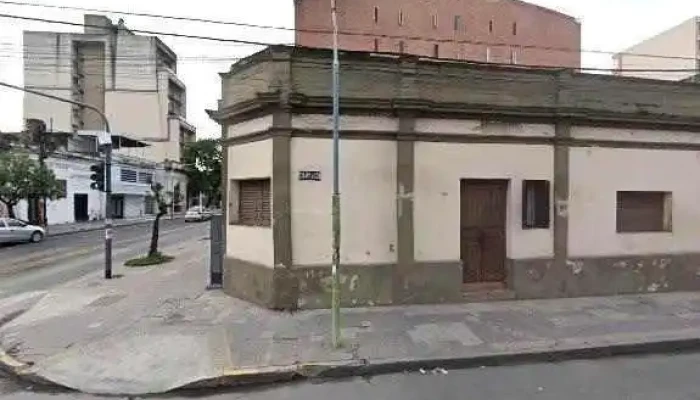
left=90, top=163, right=105, bottom=191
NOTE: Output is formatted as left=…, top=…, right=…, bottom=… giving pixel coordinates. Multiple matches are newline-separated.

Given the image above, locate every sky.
left=0, top=0, right=698, bottom=137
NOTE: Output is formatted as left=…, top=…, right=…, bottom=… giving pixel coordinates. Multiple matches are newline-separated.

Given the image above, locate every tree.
left=0, top=153, right=34, bottom=218
left=124, top=182, right=175, bottom=266
left=0, top=152, right=63, bottom=219
left=23, top=119, right=69, bottom=225
left=182, top=139, right=221, bottom=207
left=148, top=182, right=171, bottom=257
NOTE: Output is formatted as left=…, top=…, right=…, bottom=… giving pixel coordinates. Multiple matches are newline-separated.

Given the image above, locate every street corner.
left=178, top=365, right=302, bottom=391
left=26, top=330, right=228, bottom=395
left=0, top=290, right=48, bottom=323
left=0, top=288, right=117, bottom=331
left=0, top=343, right=63, bottom=390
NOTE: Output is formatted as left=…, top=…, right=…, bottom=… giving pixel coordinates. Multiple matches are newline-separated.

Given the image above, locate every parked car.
left=0, top=218, right=45, bottom=244
left=184, top=207, right=212, bottom=222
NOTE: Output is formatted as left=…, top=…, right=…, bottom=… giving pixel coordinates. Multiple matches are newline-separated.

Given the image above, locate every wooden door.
left=460, top=179, right=508, bottom=284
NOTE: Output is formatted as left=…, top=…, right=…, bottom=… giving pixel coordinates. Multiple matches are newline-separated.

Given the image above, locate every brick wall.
left=295, top=0, right=581, bottom=68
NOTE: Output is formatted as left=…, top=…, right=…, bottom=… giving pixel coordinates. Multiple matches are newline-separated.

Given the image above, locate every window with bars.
left=57, top=180, right=67, bottom=199
left=233, top=179, right=271, bottom=227
left=433, top=44, right=439, bottom=58
left=522, top=180, right=550, bottom=229
left=616, top=191, right=672, bottom=233
left=398, top=40, right=405, bottom=54
left=120, top=168, right=137, bottom=183
left=138, top=172, right=153, bottom=184
left=145, top=196, right=155, bottom=215
left=373, top=38, right=379, bottom=52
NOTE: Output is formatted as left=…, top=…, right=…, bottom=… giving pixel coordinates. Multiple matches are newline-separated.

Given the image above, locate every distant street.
left=3, top=352, right=700, bottom=399
left=0, top=219, right=208, bottom=299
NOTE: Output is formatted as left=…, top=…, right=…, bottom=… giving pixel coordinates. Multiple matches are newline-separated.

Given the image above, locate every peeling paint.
left=647, top=283, right=660, bottom=292
left=658, top=258, right=671, bottom=270
left=349, top=275, right=360, bottom=292
left=566, top=260, right=583, bottom=275
left=612, top=260, right=628, bottom=269
left=555, top=200, right=569, bottom=217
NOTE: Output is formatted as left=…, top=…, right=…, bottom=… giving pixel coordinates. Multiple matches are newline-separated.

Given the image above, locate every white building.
left=212, top=46, right=700, bottom=310
left=613, top=17, right=700, bottom=81
left=22, top=14, right=195, bottom=223
left=11, top=149, right=186, bottom=224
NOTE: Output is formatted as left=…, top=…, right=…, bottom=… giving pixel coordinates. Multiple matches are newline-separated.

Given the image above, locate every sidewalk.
left=3, top=243, right=700, bottom=395
left=45, top=214, right=184, bottom=236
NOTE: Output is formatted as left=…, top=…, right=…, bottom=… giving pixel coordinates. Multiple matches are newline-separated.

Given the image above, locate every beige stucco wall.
left=105, top=91, right=165, bottom=139
left=568, top=145, right=700, bottom=257
left=414, top=142, right=554, bottom=262
left=23, top=88, right=74, bottom=133
left=290, top=138, right=397, bottom=265
left=415, top=119, right=555, bottom=137
left=572, top=126, right=700, bottom=144
left=614, top=17, right=697, bottom=81
left=226, top=115, right=273, bottom=138
left=292, top=115, right=399, bottom=131
left=226, top=139, right=274, bottom=266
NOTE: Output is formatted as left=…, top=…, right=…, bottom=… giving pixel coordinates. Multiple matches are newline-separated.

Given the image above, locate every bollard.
left=208, top=213, right=223, bottom=289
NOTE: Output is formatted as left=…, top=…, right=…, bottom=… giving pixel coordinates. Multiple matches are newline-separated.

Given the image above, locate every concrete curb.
left=47, top=216, right=185, bottom=237
left=303, top=337, right=700, bottom=379
left=5, top=336, right=700, bottom=395
left=0, top=347, right=62, bottom=389
left=47, top=220, right=153, bottom=237
left=179, top=336, right=700, bottom=392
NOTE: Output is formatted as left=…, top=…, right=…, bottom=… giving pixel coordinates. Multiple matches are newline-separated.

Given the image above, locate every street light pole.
left=0, top=80, right=114, bottom=279
left=330, top=0, right=342, bottom=348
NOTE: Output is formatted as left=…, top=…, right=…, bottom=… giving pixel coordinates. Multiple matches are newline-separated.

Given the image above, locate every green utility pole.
left=330, top=0, right=342, bottom=348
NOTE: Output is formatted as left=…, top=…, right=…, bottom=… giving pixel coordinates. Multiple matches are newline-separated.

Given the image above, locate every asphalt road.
left=3, top=352, right=700, bottom=399
left=0, top=219, right=209, bottom=299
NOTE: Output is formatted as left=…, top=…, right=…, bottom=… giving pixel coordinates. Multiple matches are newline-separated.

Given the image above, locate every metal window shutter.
left=238, top=179, right=271, bottom=227
left=260, top=179, right=271, bottom=226
left=239, top=180, right=260, bottom=225
left=617, top=192, right=665, bottom=232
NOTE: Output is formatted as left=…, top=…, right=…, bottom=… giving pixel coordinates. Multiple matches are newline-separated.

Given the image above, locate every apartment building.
left=295, top=0, right=581, bottom=68
left=22, top=14, right=194, bottom=222
left=613, top=17, right=700, bottom=81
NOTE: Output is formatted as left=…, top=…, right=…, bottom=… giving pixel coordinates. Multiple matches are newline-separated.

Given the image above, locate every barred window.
left=236, top=179, right=271, bottom=227
left=57, top=179, right=67, bottom=199
left=120, top=168, right=137, bottom=183
left=145, top=196, right=155, bottom=215
left=138, top=172, right=153, bottom=184
left=522, top=180, right=550, bottom=229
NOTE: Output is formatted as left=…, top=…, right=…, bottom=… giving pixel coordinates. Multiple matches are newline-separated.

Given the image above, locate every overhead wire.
left=0, top=6, right=697, bottom=63
left=0, top=13, right=285, bottom=47
left=0, top=9, right=696, bottom=82
left=7, top=50, right=700, bottom=76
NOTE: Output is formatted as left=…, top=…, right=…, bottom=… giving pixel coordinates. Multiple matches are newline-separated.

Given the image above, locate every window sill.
left=616, top=230, right=672, bottom=234
left=229, top=223, right=271, bottom=228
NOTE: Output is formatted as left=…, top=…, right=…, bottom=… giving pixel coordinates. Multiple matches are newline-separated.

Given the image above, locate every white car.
left=184, top=207, right=211, bottom=222
left=0, top=218, right=45, bottom=244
